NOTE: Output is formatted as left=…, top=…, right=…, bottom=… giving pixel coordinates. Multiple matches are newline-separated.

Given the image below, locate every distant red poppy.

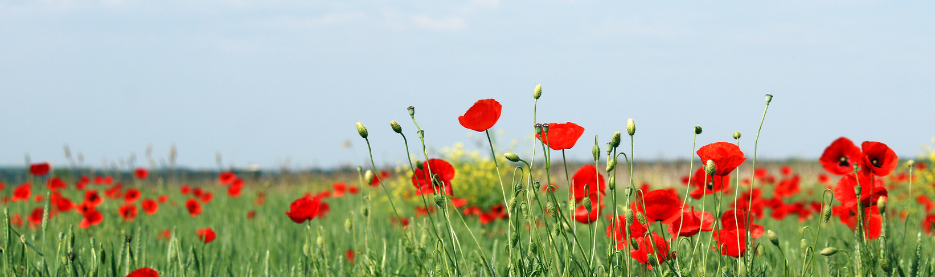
left=28, top=207, right=44, bottom=226
left=860, top=141, right=898, bottom=177
left=835, top=172, right=887, bottom=210
left=186, top=198, right=202, bottom=217
left=391, top=216, right=410, bottom=228
left=541, top=183, right=557, bottom=193
left=196, top=228, right=216, bottom=243
left=666, top=207, right=714, bottom=237
left=570, top=164, right=605, bottom=203
left=125, top=188, right=142, bottom=204
left=84, top=190, right=104, bottom=207
left=286, top=196, right=324, bottom=223
left=922, top=214, right=935, bottom=235
left=141, top=199, right=158, bottom=215
left=349, top=186, right=359, bottom=194
left=819, top=137, right=862, bottom=175
left=780, top=165, right=792, bottom=175
left=158, top=195, right=168, bottom=203
left=635, top=189, right=681, bottom=222
left=158, top=229, right=172, bottom=240
left=817, top=174, right=831, bottom=184
left=199, top=192, right=213, bottom=203
left=688, top=167, right=730, bottom=199
left=630, top=233, right=671, bottom=268
left=46, top=177, right=67, bottom=191
left=411, top=159, right=456, bottom=195
left=247, top=210, right=256, bottom=220
left=607, top=215, right=647, bottom=249
left=12, top=183, right=32, bottom=202
left=192, top=188, right=204, bottom=198
left=369, top=170, right=391, bottom=187
left=180, top=185, right=191, bottom=195
left=119, top=204, right=138, bottom=222
left=458, top=99, right=502, bottom=132
left=918, top=196, right=935, bottom=212
left=29, top=162, right=50, bottom=176
left=103, top=176, right=113, bottom=185
left=773, top=175, right=801, bottom=198
left=34, top=195, right=44, bottom=203
left=228, top=179, right=244, bottom=198
left=75, top=178, right=88, bottom=190
left=104, top=184, right=124, bottom=199
left=332, top=183, right=347, bottom=197
left=79, top=208, right=104, bottom=229
left=345, top=250, right=356, bottom=263
left=713, top=228, right=748, bottom=257
left=696, top=142, right=746, bottom=176
left=535, top=122, right=586, bottom=151
left=450, top=197, right=467, bottom=208
left=126, top=267, right=159, bottom=277
left=134, top=168, right=149, bottom=180
left=479, top=212, right=496, bottom=224
left=720, top=209, right=764, bottom=238
left=10, top=213, right=23, bottom=227
left=463, top=206, right=482, bottom=216
left=219, top=171, right=237, bottom=185
left=93, top=176, right=104, bottom=184
left=51, top=192, right=75, bottom=213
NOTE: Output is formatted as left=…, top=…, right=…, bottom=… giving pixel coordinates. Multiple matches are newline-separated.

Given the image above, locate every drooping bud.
left=800, top=239, right=809, bottom=252
left=629, top=238, right=639, bottom=249
left=765, top=94, right=773, bottom=104
left=647, top=255, right=658, bottom=266
left=434, top=194, right=445, bottom=207
left=356, top=122, right=368, bottom=139
left=636, top=213, right=647, bottom=225
left=533, top=84, right=542, bottom=99
left=705, top=160, right=716, bottom=176
left=582, top=197, right=592, bottom=212
left=822, top=207, right=832, bottom=223
left=390, top=120, right=402, bottom=134
left=767, top=230, right=779, bottom=247
left=345, top=217, right=353, bottom=232
left=415, top=160, right=423, bottom=170
left=820, top=247, right=838, bottom=256
left=624, top=208, right=634, bottom=225
left=733, top=131, right=741, bottom=140
left=608, top=176, right=616, bottom=190
left=606, top=158, right=617, bottom=172
left=626, top=119, right=635, bottom=136
left=877, top=196, right=887, bottom=214
left=907, top=160, right=915, bottom=167
left=407, top=106, right=415, bottom=117
left=694, top=126, right=703, bottom=135
left=361, top=206, right=369, bottom=217
left=611, top=132, right=621, bottom=148
left=504, top=153, right=521, bottom=162
left=364, top=170, right=374, bottom=185
left=533, top=181, right=541, bottom=191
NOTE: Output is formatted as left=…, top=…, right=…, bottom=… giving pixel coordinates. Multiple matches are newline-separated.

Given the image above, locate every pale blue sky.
left=1, top=1, right=933, bottom=169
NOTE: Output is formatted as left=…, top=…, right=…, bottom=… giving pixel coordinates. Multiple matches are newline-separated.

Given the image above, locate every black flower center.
left=838, top=156, right=850, bottom=167
left=871, top=158, right=879, bottom=166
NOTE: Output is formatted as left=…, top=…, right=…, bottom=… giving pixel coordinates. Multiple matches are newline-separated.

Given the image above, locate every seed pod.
left=504, top=153, right=521, bottom=162
left=705, top=160, right=716, bottom=176
left=820, top=247, right=838, bottom=256
left=694, top=126, right=703, bottom=135
left=854, top=185, right=862, bottom=196
left=541, top=123, right=550, bottom=135
left=534, top=124, right=542, bottom=135
left=765, top=94, right=773, bottom=104
left=611, top=132, right=622, bottom=147
left=390, top=120, right=402, bottom=134
left=355, top=122, right=368, bottom=139
left=533, top=181, right=541, bottom=192
left=733, top=131, right=741, bottom=140
left=407, top=106, right=415, bottom=117
left=508, top=197, right=517, bottom=212
left=533, top=84, right=542, bottom=99
left=767, top=230, right=779, bottom=247
left=626, top=119, right=636, bottom=136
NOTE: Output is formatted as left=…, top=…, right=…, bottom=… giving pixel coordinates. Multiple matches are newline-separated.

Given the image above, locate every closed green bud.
left=364, top=170, right=374, bottom=186
left=820, top=247, right=838, bottom=256
left=415, top=161, right=423, bottom=170
left=355, top=122, right=368, bottom=139
left=907, top=160, right=915, bottom=167
left=508, top=197, right=517, bottom=212
left=878, top=196, right=887, bottom=214
left=542, top=123, right=550, bottom=134
left=345, top=218, right=353, bottom=232
left=765, top=94, right=773, bottom=104
left=611, top=132, right=622, bottom=148
left=637, top=213, right=647, bottom=225
left=434, top=194, right=445, bottom=207
left=592, top=144, right=600, bottom=162
left=647, top=255, right=657, bottom=266
left=510, top=232, right=520, bottom=247
left=822, top=207, right=832, bottom=223
left=390, top=120, right=402, bottom=133
left=629, top=238, right=639, bottom=250
left=504, top=153, right=521, bottom=162
left=608, top=176, right=616, bottom=190
left=361, top=206, right=369, bottom=217
left=800, top=239, right=809, bottom=252
left=533, top=84, right=542, bottom=99
left=626, top=119, right=636, bottom=136
left=767, top=230, right=779, bottom=247
left=733, top=131, right=741, bottom=140
left=582, top=197, right=592, bottom=212
left=854, top=185, right=862, bottom=196
left=624, top=208, right=634, bottom=225
left=705, top=160, right=716, bottom=176
left=694, top=126, right=703, bottom=135
left=606, top=158, right=616, bottom=172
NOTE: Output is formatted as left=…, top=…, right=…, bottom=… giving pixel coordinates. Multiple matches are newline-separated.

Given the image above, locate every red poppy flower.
left=158, top=195, right=168, bottom=203
left=463, top=206, right=482, bottom=216
left=697, top=142, right=746, bottom=176
left=570, top=164, right=605, bottom=203
left=349, top=186, right=359, bottom=194
left=199, top=192, right=213, bottom=203
left=688, top=167, right=730, bottom=199
left=818, top=174, right=831, bottom=184
left=134, top=168, right=148, bottom=180
left=127, top=267, right=159, bottom=277
left=75, top=178, right=88, bottom=190
left=103, top=176, right=113, bottom=185
left=666, top=207, right=714, bottom=237
left=12, top=183, right=32, bottom=202
left=370, top=170, right=391, bottom=187
left=819, top=137, right=862, bottom=175
left=286, top=196, right=324, bottom=223
left=630, top=233, right=671, bottom=268
left=634, top=189, right=681, bottom=222
left=180, top=185, right=191, bottom=195
left=93, top=176, right=104, bottom=184
left=119, top=204, right=138, bottom=222
left=780, top=165, right=792, bottom=175
left=228, top=179, right=244, bottom=198
left=773, top=175, right=801, bottom=198
left=332, top=183, right=347, bottom=197
left=479, top=212, right=496, bottom=224
left=834, top=172, right=887, bottom=210
left=196, top=228, right=216, bottom=243
left=29, top=162, right=50, bottom=176
left=415, top=206, right=435, bottom=217
left=713, top=228, right=748, bottom=257
left=918, top=196, right=935, bottom=212
left=922, top=214, right=935, bottom=235
left=720, top=209, right=764, bottom=238
left=458, top=99, right=502, bottom=132
left=541, top=183, right=558, bottom=193
left=186, top=198, right=202, bottom=217
left=104, top=184, right=123, bottom=199
left=46, top=177, right=67, bottom=191
left=860, top=141, right=898, bottom=177
left=247, top=210, right=256, bottom=220
left=411, top=159, right=456, bottom=195
left=84, top=190, right=104, bottom=207
left=192, top=188, right=204, bottom=198
left=219, top=171, right=236, bottom=185
left=51, top=192, right=75, bottom=213
left=573, top=204, right=603, bottom=224
left=158, top=229, right=172, bottom=240
left=10, top=214, right=23, bottom=227
left=141, top=199, right=158, bottom=215
left=391, top=216, right=410, bottom=227
left=489, top=204, right=506, bottom=219
left=450, top=197, right=467, bottom=208
left=844, top=207, right=882, bottom=240
left=125, top=188, right=142, bottom=204
left=28, top=207, right=44, bottom=226
left=607, top=215, right=647, bottom=249
left=345, top=250, right=356, bottom=263
left=535, top=122, right=586, bottom=151
left=79, top=208, right=104, bottom=229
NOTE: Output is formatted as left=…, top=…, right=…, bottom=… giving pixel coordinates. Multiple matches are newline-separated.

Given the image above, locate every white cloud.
left=411, top=15, right=465, bottom=31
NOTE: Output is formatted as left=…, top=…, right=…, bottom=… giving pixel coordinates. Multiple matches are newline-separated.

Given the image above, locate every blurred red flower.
left=196, top=228, right=216, bottom=243
left=28, top=207, right=44, bottom=226
left=922, top=214, right=935, bottom=234
left=158, top=195, right=168, bottom=203
left=458, top=99, right=502, bottom=132
left=78, top=208, right=104, bottom=229
left=119, top=204, right=138, bottom=222
left=247, top=210, right=256, bottom=220
left=630, top=233, right=670, bottom=268
left=665, top=207, right=714, bottom=237
left=12, top=183, right=32, bottom=202
left=29, top=163, right=50, bottom=176
left=46, top=177, right=67, bottom=191
left=125, top=188, right=142, bottom=204
left=286, top=196, right=324, bottom=223
left=819, top=137, right=862, bottom=175
left=10, top=213, right=23, bottom=227
left=200, top=192, right=213, bottom=203
left=696, top=142, right=746, bottom=176
left=134, top=168, right=148, bottom=180
left=713, top=228, right=748, bottom=257
left=186, top=198, right=202, bottom=217
left=634, top=189, right=681, bottom=223
left=720, top=209, right=764, bottom=238
left=606, top=215, right=646, bottom=249
left=688, top=167, right=730, bottom=199
left=844, top=207, right=882, bottom=240
left=835, top=172, right=887, bottom=210
left=219, top=171, right=236, bottom=185
left=180, top=185, right=191, bottom=195
left=573, top=204, right=603, bottom=224
left=126, top=267, right=159, bottom=277
left=535, top=122, right=585, bottom=151
left=369, top=170, right=391, bottom=187
left=345, top=250, right=356, bottom=263
left=142, top=199, right=159, bottom=215
left=84, top=190, right=104, bottom=207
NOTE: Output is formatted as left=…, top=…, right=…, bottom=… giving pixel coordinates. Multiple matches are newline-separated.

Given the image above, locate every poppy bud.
left=504, top=153, right=521, bottom=162
left=765, top=94, right=773, bottom=104
left=521, top=203, right=529, bottom=217
left=820, top=247, right=838, bottom=256
left=647, top=255, right=657, bottom=266
left=606, top=143, right=612, bottom=156
left=637, top=213, right=647, bottom=225
left=345, top=218, right=353, bottom=232
left=767, top=230, right=779, bottom=247
left=534, top=124, right=542, bottom=135
left=582, top=197, right=592, bottom=212
left=364, top=170, right=374, bottom=186
left=822, top=207, right=831, bottom=223
left=356, top=122, right=368, bottom=139
left=415, top=161, right=423, bottom=170
left=694, top=126, right=703, bottom=135
left=611, top=132, right=621, bottom=148
left=510, top=232, right=520, bottom=247
left=733, top=131, right=741, bottom=140
left=546, top=202, right=555, bottom=215
left=417, top=130, right=424, bottom=140
left=356, top=166, right=362, bottom=174
left=705, top=160, right=716, bottom=176
left=390, top=120, right=402, bottom=134
left=508, top=197, right=517, bottom=212
left=592, top=144, right=600, bottom=162
left=907, top=160, right=915, bottom=167
left=624, top=208, right=634, bottom=225
left=606, top=158, right=616, bottom=172
left=361, top=206, right=369, bottom=217
left=800, top=239, right=809, bottom=252
left=434, top=194, right=445, bottom=207
left=608, top=176, right=616, bottom=191
left=877, top=196, right=887, bottom=214
left=407, top=106, right=415, bottom=117
left=629, top=238, right=639, bottom=250
left=533, top=84, right=542, bottom=99
left=626, top=119, right=635, bottom=136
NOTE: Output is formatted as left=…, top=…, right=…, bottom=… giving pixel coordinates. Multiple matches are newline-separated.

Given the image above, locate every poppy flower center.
left=871, top=158, right=879, bottom=166
left=706, top=181, right=714, bottom=190
left=838, top=156, right=850, bottom=167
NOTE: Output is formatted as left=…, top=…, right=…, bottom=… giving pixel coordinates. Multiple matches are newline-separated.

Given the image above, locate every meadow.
left=3, top=88, right=935, bottom=277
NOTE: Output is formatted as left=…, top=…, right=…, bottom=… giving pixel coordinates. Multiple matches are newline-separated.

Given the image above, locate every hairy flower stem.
left=744, top=96, right=772, bottom=254
left=485, top=130, right=515, bottom=269
left=674, top=131, right=699, bottom=272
